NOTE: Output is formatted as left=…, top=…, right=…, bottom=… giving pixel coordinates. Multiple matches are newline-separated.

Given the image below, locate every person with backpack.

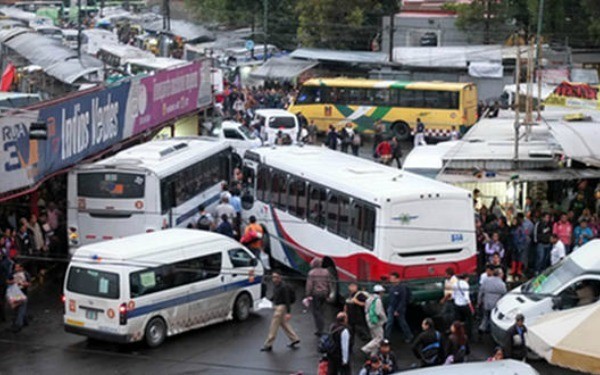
left=260, top=272, right=300, bottom=352
left=361, top=284, right=387, bottom=356
left=241, top=216, right=264, bottom=258
left=412, top=318, right=444, bottom=367
left=385, top=272, right=414, bottom=343
left=326, top=312, right=352, bottom=375
left=195, top=205, right=214, bottom=231
left=444, top=321, right=470, bottom=364
left=306, top=258, right=331, bottom=336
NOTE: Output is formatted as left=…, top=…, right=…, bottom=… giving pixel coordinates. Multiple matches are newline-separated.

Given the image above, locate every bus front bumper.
left=64, top=324, right=131, bottom=344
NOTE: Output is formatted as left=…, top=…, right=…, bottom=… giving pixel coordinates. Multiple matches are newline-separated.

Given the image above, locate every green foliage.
left=453, top=0, right=514, bottom=44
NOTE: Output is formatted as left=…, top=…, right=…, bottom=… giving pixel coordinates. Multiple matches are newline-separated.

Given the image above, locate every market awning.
left=290, top=48, right=389, bottom=64
left=250, top=56, right=318, bottom=80
left=437, top=168, right=600, bottom=183
left=45, top=57, right=103, bottom=84
left=393, top=45, right=502, bottom=68
left=142, top=19, right=215, bottom=43
left=528, top=303, right=600, bottom=374
left=550, top=121, right=600, bottom=167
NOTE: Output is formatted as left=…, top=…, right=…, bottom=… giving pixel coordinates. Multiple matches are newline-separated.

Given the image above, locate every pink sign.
left=131, top=61, right=202, bottom=135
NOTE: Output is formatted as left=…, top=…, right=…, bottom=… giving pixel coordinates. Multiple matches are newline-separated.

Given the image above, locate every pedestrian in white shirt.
left=550, top=234, right=566, bottom=266
left=453, top=274, right=474, bottom=339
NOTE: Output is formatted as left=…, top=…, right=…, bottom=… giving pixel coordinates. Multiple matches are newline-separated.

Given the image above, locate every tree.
left=296, top=0, right=398, bottom=50
left=450, top=0, right=518, bottom=44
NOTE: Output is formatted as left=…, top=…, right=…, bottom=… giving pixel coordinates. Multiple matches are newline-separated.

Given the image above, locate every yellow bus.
left=289, top=78, right=478, bottom=139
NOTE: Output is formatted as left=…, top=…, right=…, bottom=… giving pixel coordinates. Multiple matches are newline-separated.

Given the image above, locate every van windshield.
left=522, top=258, right=584, bottom=300
left=67, top=266, right=120, bottom=299
left=268, top=116, right=296, bottom=129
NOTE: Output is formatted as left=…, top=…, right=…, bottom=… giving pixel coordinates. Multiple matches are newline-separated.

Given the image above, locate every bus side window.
left=363, top=205, right=376, bottom=249
left=287, top=178, right=299, bottom=216
left=271, top=171, right=287, bottom=209
left=350, top=202, right=376, bottom=250
left=327, top=193, right=340, bottom=234
left=338, top=195, right=350, bottom=238
left=257, top=166, right=269, bottom=202
left=308, top=184, right=326, bottom=228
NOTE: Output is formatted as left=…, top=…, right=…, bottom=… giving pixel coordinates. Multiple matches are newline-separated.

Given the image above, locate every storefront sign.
left=0, top=60, right=210, bottom=197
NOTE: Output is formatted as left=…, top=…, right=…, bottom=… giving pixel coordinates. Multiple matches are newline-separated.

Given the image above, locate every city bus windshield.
left=77, top=172, right=145, bottom=199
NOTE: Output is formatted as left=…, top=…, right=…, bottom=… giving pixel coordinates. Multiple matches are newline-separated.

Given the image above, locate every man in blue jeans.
left=534, top=213, right=552, bottom=274
left=385, top=272, right=414, bottom=343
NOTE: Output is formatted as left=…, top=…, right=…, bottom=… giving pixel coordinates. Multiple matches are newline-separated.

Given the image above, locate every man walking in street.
left=453, top=273, right=474, bottom=338
left=344, top=282, right=369, bottom=344
left=390, top=136, right=402, bottom=168
left=308, top=120, right=318, bottom=145
left=242, top=215, right=264, bottom=258
left=414, top=118, right=426, bottom=147
left=327, top=312, right=352, bottom=375
left=385, top=272, right=413, bottom=343
left=477, top=268, right=506, bottom=339
left=362, top=284, right=387, bottom=356
left=305, top=258, right=331, bottom=336
left=261, top=272, right=300, bottom=351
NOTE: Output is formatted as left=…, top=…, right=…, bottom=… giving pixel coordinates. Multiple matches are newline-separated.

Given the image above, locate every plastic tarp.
left=250, top=56, right=318, bottom=80
left=142, top=19, right=215, bottom=43
left=393, top=45, right=502, bottom=68
left=468, top=61, right=503, bottom=78
left=290, top=48, right=389, bottom=64
left=551, top=121, right=600, bottom=167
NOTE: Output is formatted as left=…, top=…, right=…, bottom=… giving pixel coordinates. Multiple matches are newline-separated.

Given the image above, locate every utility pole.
left=388, top=13, right=394, bottom=61
left=263, top=0, right=268, bottom=62
left=76, top=0, right=82, bottom=58
left=535, top=0, right=545, bottom=120
left=513, top=41, right=521, bottom=168
left=163, top=0, right=170, bottom=31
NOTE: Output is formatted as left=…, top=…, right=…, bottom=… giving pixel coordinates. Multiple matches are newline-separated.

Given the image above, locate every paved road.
left=0, top=270, right=580, bottom=375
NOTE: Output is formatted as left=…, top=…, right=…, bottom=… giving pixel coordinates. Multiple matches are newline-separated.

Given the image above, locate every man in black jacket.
left=328, top=312, right=352, bottom=375
left=534, top=213, right=552, bottom=274
left=412, top=318, right=443, bottom=367
left=385, top=272, right=413, bottom=342
left=504, top=314, right=528, bottom=361
left=261, top=272, right=300, bottom=351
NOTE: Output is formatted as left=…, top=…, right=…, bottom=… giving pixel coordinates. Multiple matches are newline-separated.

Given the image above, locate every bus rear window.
left=67, top=266, right=119, bottom=299
left=78, top=173, right=145, bottom=199
left=268, top=117, right=296, bottom=129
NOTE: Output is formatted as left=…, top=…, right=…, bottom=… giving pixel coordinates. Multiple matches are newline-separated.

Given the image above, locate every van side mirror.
left=250, top=258, right=258, bottom=267
left=552, top=296, right=563, bottom=310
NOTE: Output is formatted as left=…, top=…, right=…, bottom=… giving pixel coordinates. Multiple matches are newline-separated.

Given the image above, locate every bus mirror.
left=241, top=192, right=254, bottom=210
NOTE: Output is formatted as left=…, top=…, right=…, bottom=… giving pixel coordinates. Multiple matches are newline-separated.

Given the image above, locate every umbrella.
left=527, top=303, right=600, bottom=374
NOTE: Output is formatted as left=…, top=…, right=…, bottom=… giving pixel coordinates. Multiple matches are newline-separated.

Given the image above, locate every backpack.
left=318, top=326, right=344, bottom=354
left=368, top=297, right=380, bottom=325
left=420, top=331, right=442, bottom=365
left=197, top=214, right=212, bottom=230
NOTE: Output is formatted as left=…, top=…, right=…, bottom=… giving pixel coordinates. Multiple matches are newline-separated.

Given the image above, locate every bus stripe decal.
left=271, top=209, right=357, bottom=280
left=126, top=277, right=262, bottom=319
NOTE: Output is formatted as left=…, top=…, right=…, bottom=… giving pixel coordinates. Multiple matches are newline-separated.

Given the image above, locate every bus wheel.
left=392, top=121, right=411, bottom=141
left=233, top=293, right=252, bottom=321
left=144, top=317, right=167, bottom=348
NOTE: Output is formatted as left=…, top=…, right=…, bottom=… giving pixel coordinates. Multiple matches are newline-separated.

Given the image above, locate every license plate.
left=85, top=310, right=98, bottom=320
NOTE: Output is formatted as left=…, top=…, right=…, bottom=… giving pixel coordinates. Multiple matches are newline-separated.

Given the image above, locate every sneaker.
left=260, top=346, right=272, bottom=352
left=287, top=340, right=300, bottom=349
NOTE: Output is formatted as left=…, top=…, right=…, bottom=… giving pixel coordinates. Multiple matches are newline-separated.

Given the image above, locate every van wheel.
left=392, top=121, right=411, bottom=141
left=145, top=317, right=167, bottom=348
left=234, top=293, right=252, bottom=321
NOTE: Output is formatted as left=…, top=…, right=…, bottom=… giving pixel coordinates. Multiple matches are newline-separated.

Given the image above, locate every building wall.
left=382, top=14, right=483, bottom=52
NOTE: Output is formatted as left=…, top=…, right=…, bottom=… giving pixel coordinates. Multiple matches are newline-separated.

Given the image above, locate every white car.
left=396, top=359, right=539, bottom=375
left=211, top=120, right=262, bottom=155
left=491, top=240, right=600, bottom=344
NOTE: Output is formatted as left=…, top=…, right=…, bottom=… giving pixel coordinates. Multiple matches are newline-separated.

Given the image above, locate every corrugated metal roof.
left=3, top=31, right=103, bottom=84
left=0, top=26, right=28, bottom=42
left=142, top=19, right=214, bottom=43
left=290, top=48, right=389, bottom=64
left=551, top=119, right=600, bottom=168
left=250, top=56, right=317, bottom=80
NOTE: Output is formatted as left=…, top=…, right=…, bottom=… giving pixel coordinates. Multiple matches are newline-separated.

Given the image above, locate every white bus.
left=64, top=229, right=264, bottom=347
left=68, top=138, right=239, bottom=250
left=240, top=146, right=477, bottom=301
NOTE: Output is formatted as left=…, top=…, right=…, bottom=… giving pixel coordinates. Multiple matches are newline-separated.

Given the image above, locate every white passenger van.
left=491, top=240, right=600, bottom=343
left=211, top=120, right=262, bottom=155
left=64, top=229, right=264, bottom=347
left=253, top=109, right=299, bottom=145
